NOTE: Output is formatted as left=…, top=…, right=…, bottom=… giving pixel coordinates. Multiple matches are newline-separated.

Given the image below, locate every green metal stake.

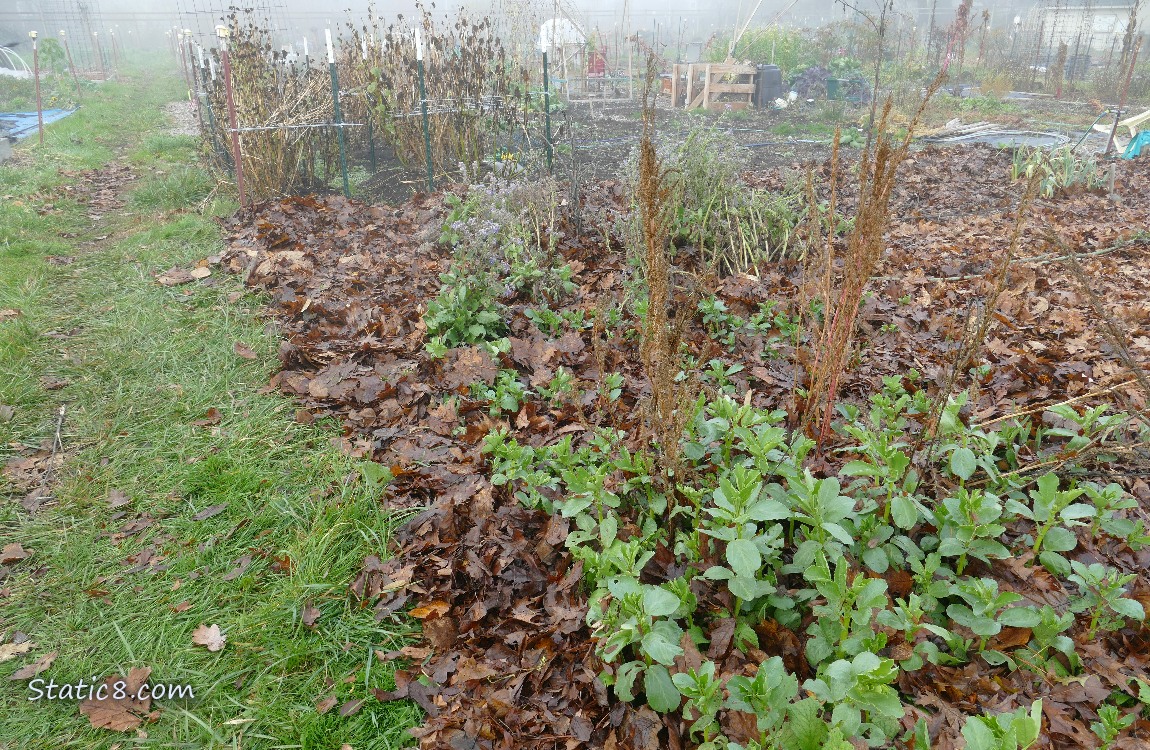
left=367, top=115, right=377, bottom=174
left=326, top=29, right=350, bottom=198
left=417, top=28, right=433, bottom=192
left=543, top=50, right=553, bottom=172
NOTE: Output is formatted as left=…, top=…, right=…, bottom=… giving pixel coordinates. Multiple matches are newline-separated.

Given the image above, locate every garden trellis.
left=184, top=3, right=633, bottom=204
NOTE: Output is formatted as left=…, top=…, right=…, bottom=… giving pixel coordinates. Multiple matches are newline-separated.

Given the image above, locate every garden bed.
left=206, top=143, right=1150, bottom=749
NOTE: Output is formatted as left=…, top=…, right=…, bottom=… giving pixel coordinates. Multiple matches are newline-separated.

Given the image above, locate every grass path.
left=0, top=62, right=417, bottom=749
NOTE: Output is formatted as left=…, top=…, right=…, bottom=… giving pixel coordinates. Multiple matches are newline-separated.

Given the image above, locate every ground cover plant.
left=192, top=87, right=1150, bottom=747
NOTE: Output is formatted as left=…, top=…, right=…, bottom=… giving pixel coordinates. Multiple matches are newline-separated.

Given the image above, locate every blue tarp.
left=1122, top=130, right=1150, bottom=160
left=0, top=109, right=77, bottom=140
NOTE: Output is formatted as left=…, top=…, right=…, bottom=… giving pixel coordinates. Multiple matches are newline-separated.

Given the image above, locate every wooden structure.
left=670, top=62, right=756, bottom=111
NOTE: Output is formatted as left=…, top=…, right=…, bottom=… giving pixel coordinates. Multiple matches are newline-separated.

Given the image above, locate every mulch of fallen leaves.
left=204, top=147, right=1150, bottom=749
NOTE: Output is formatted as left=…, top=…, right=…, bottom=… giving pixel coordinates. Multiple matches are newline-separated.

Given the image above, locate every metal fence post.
left=417, top=28, right=433, bottom=192
left=31, top=31, right=43, bottom=145
left=326, top=29, right=351, bottom=198
left=59, top=31, right=82, bottom=100
left=543, top=49, right=553, bottom=172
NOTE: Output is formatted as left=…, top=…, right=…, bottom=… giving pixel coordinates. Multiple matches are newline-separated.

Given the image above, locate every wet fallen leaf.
left=338, top=698, right=365, bottom=717
left=192, top=408, right=223, bottom=427
left=408, top=600, right=450, bottom=620
left=232, top=341, right=258, bottom=360
left=0, top=543, right=31, bottom=565
left=9, top=650, right=56, bottom=680
left=0, top=641, right=34, bottom=662
left=156, top=268, right=195, bottom=286
left=79, top=667, right=153, bottom=731
left=301, top=602, right=320, bottom=628
left=191, top=624, right=226, bottom=652
left=191, top=503, right=227, bottom=521
left=107, top=489, right=132, bottom=509
left=316, top=694, right=337, bottom=714
left=170, top=600, right=191, bottom=613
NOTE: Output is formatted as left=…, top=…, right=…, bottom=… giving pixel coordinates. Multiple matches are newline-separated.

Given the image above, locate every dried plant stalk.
left=635, top=58, right=692, bottom=483
left=802, top=76, right=944, bottom=445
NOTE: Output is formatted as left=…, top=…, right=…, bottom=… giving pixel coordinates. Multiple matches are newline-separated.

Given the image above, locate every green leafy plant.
left=423, top=270, right=509, bottom=356
left=1067, top=561, right=1145, bottom=639
left=961, top=701, right=1043, bottom=750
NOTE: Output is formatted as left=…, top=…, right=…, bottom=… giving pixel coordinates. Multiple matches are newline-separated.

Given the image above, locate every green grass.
left=0, top=58, right=419, bottom=749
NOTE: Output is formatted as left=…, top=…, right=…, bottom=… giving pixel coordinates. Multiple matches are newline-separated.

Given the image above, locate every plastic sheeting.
left=1121, top=130, right=1150, bottom=160
left=0, top=109, right=77, bottom=140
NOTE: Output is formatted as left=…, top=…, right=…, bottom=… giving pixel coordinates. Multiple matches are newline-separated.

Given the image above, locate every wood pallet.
left=670, top=63, right=757, bottom=111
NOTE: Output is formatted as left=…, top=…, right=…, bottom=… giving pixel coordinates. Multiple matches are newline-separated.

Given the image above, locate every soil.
left=195, top=142, right=1150, bottom=749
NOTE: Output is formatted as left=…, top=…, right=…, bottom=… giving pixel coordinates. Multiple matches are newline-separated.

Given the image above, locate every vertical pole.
left=218, top=28, right=247, bottom=207
left=326, top=29, right=351, bottom=198
left=628, top=36, right=634, bottom=99
left=367, top=116, right=377, bottom=174
left=31, top=31, right=44, bottom=146
left=416, top=28, right=433, bottom=192
left=93, top=31, right=107, bottom=81
left=543, top=50, right=553, bottom=172
left=60, top=31, right=81, bottom=100
left=177, top=32, right=192, bottom=90
left=303, top=36, right=310, bottom=69
left=189, top=41, right=204, bottom=126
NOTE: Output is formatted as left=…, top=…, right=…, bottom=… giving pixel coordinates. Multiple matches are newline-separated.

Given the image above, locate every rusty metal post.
left=59, top=31, right=82, bottom=100
left=31, top=31, right=44, bottom=145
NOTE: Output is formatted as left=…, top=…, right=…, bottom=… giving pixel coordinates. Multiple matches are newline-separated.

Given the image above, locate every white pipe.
left=324, top=28, right=334, bottom=64
left=302, top=36, right=308, bottom=59
left=415, top=27, right=423, bottom=61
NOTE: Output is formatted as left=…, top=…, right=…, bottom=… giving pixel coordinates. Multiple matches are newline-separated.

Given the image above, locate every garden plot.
left=200, top=142, right=1150, bottom=749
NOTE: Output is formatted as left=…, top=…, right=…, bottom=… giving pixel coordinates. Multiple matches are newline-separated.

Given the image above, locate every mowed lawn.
left=0, top=59, right=418, bottom=749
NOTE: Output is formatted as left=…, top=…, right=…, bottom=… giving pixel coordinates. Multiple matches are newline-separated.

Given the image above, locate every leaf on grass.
left=79, top=667, right=153, bottom=731
left=191, top=503, right=228, bottom=522
left=107, top=488, right=132, bottom=509
left=0, top=543, right=32, bottom=565
left=0, top=404, right=14, bottom=422
left=338, top=698, right=365, bottom=717
left=221, top=554, right=254, bottom=582
left=170, top=600, right=192, bottom=613
left=301, top=602, right=320, bottom=628
left=315, top=694, right=337, bottom=714
left=232, top=341, right=258, bottom=360
left=192, top=408, right=223, bottom=427
left=0, top=308, right=21, bottom=322
left=0, top=641, right=34, bottom=662
left=156, top=267, right=195, bottom=286
left=8, top=651, right=56, bottom=680
left=191, top=624, right=226, bottom=652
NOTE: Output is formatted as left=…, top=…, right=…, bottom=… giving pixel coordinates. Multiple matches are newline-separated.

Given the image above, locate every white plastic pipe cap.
left=325, top=29, right=334, bottom=64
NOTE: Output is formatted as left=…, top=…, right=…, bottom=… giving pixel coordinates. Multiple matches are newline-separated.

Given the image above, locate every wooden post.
left=702, top=63, right=712, bottom=110
left=684, top=63, right=694, bottom=109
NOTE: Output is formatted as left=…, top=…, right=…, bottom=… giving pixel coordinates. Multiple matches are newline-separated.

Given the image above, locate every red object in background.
left=588, top=48, right=606, bottom=77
